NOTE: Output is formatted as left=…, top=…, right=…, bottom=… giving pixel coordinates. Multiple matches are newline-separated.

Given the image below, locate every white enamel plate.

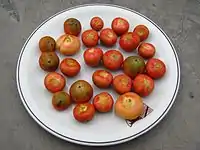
left=16, top=4, right=180, bottom=146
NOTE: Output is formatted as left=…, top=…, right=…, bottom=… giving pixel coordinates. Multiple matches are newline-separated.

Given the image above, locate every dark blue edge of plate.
left=16, top=3, right=180, bottom=146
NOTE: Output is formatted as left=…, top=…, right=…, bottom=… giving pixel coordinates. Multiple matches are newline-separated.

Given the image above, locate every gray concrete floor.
left=0, top=0, right=200, bottom=149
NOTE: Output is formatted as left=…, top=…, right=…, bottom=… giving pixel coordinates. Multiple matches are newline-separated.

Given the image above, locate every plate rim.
left=16, top=3, right=181, bottom=146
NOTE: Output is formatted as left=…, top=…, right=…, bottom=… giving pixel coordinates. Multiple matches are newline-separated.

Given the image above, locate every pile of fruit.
left=38, top=17, right=166, bottom=122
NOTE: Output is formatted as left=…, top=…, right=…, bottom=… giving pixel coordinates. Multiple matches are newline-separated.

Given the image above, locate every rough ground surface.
left=0, top=0, right=200, bottom=149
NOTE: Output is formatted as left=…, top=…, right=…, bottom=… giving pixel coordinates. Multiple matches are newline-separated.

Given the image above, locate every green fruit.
left=123, top=56, right=145, bottom=79
left=69, top=80, right=93, bottom=103
left=39, top=36, right=56, bottom=52
left=64, top=18, right=82, bottom=36
left=39, top=52, right=59, bottom=72
left=52, top=91, right=71, bottom=111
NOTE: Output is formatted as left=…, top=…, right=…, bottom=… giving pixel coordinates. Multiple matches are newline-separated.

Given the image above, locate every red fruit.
left=44, top=72, right=66, bottom=93
left=111, top=17, right=129, bottom=35
left=138, top=43, right=156, bottom=59
left=60, top=58, right=81, bottom=77
left=90, top=17, right=104, bottom=31
left=132, top=74, right=154, bottom=97
left=133, top=25, right=149, bottom=41
left=102, top=50, right=124, bottom=71
left=92, top=70, right=113, bottom=88
left=119, top=32, right=140, bottom=52
left=73, top=103, right=95, bottom=122
left=81, top=29, right=99, bottom=47
left=93, top=92, right=114, bottom=112
left=146, top=58, right=166, bottom=79
left=100, top=28, right=117, bottom=47
left=113, top=74, right=132, bottom=95
left=83, top=47, right=103, bottom=67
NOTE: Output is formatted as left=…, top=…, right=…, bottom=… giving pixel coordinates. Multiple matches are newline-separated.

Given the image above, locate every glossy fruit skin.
left=44, top=72, right=66, bottom=93
left=73, top=103, right=95, bottom=122
left=39, top=36, right=56, bottom=52
left=146, top=58, right=166, bottom=79
left=60, top=58, right=81, bottom=77
left=113, top=74, right=132, bottom=94
left=90, top=17, right=104, bottom=31
left=132, top=74, right=154, bottom=97
left=56, top=34, right=80, bottom=56
left=123, top=56, right=145, bottom=79
left=92, top=70, right=113, bottom=88
left=39, top=52, right=59, bottom=72
left=138, top=43, right=156, bottom=59
left=133, top=25, right=149, bottom=41
left=103, top=50, right=124, bottom=71
left=114, top=92, right=144, bottom=120
left=119, top=32, right=140, bottom=52
left=64, top=18, right=81, bottom=36
left=111, top=17, right=129, bottom=36
left=93, top=92, right=114, bottom=112
left=83, top=47, right=103, bottom=67
left=81, top=29, right=99, bottom=47
left=69, top=80, right=93, bottom=103
left=100, top=28, right=117, bottom=47
left=52, top=91, right=71, bottom=111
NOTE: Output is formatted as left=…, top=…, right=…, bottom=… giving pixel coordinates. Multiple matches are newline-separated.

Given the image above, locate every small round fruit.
left=146, top=58, right=166, bottom=79
left=92, top=70, right=113, bottom=88
left=103, top=50, right=124, bottom=70
left=83, top=47, right=103, bottom=67
left=114, top=92, right=144, bottom=120
left=60, top=58, right=81, bottom=77
left=132, top=74, right=154, bottom=97
left=52, top=91, right=71, bottom=111
left=81, top=29, right=99, bottom=47
left=119, top=32, right=140, bottom=52
left=113, top=74, right=132, bottom=94
left=70, top=80, right=93, bottom=103
left=111, top=17, right=129, bottom=36
left=133, top=25, right=149, bottom=41
left=123, top=56, right=145, bottom=79
left=100, top=28, right=117, bottom=47
left=138, top=43, right=156, bottom=59
left=90, top=17, right=104, bottom=31
left=73, top=103, right=95, bottom=122
left=93, top=92, right=114, bottom=112
left=64, top=18, right=81, bottom=36
left=39, top=36, right=56, bottom=52
left=44, top=72, right=66, bottom=93
left=39, top=52, right=59, bottom=72
left=56, top=34, right=80, bottom=56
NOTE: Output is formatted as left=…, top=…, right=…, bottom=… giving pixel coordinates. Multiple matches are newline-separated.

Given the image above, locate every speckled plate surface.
left=16, top=4, right=180, bottom=146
